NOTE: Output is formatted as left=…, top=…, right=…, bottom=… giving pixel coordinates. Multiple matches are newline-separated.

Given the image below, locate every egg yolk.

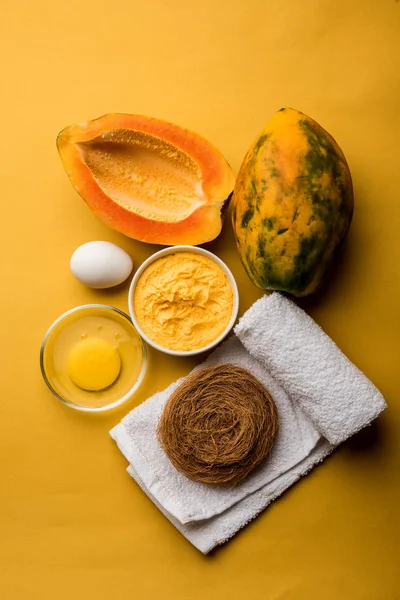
left=67, top=337, right=121, bottom=391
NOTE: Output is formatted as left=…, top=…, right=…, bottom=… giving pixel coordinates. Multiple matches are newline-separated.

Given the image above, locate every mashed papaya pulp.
left=133, top=252, right=234, bottom=351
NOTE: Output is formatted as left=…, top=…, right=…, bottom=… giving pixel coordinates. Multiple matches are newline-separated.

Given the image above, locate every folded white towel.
left=111, top=336, right=321, bottom=524
left=110, top=293, right=386, bottom=553
left=235, top=294, right=387, bottom=446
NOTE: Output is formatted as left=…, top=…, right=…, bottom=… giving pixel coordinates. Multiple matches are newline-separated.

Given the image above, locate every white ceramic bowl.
left=128, top=246, right=239, bottom=356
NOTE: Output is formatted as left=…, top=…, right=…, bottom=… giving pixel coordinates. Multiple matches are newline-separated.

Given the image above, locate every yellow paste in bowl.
left=133, top=252, right=234, bottom=352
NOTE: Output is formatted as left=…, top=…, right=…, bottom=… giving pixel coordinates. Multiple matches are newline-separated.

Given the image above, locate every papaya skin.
left=57, top=114, right=235, bottom=246
left=232, top=108, right=354, bottom=297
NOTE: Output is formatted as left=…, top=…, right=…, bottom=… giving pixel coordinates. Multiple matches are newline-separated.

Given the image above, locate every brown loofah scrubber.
left=157, top=363, right=279, bottom=486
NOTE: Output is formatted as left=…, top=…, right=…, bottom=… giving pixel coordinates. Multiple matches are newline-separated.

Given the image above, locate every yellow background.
left=1, top=0, right=399, bottom=598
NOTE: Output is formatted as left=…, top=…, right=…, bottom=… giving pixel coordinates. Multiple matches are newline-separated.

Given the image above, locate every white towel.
left=111, top=336, right=321, bottom=524
left=235, top=294, right=387, bottom=446
left=110, top=293, right=386, bottom=553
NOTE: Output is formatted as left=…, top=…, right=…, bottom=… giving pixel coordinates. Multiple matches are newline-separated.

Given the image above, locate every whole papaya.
left=232, top=108, right=354, bottom=297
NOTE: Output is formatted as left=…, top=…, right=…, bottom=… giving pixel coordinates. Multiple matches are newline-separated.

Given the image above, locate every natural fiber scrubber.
left=157, top=364, right=279, bottom=486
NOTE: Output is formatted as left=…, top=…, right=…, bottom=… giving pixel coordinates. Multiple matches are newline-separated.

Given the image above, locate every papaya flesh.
left=57, top=114, right=235, bottom=245
left=232, top=108, right=354, bottom=297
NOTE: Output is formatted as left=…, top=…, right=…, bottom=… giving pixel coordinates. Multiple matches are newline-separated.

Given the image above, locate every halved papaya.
left=57, top=114, right=235, bottom=245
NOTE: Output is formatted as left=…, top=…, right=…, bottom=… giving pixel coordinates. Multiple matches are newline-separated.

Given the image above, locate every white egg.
left=70, top=241, right=133, bottom=289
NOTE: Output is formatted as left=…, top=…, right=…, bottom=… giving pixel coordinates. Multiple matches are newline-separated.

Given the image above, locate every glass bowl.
left=40, top=304, right=147, bottom=412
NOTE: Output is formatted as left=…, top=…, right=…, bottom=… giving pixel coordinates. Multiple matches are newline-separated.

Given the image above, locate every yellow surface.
left=67, top=338, right=121, bottom=391
left=1, top=0, right=399, bottom=598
